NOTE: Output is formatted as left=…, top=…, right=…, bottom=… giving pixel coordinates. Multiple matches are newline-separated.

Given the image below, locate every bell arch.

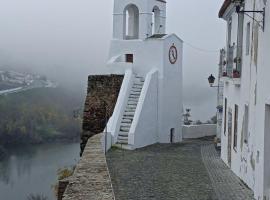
left=123, top=4, right=139, bottom=40
left=152, top=6, right=161, bottom=35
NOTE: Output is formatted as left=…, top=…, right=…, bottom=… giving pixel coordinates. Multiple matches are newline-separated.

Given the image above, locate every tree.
left=183, top=108, right=192, bottom=125
left=211, top=115, right=218, bottom=124
left=195, top=120, right=202, bottom=125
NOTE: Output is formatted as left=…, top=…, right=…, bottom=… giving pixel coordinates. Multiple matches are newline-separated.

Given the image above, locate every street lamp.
left=208, top=74, right=216, bottom=87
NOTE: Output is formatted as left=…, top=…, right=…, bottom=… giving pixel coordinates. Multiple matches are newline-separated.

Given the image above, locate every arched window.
left=123, top=4, right=139, bottom=40
left=152, top=6, right=161, bottom=35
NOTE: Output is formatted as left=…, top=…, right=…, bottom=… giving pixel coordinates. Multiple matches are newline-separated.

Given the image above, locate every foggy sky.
left=0, top=0, right=226, bottom=121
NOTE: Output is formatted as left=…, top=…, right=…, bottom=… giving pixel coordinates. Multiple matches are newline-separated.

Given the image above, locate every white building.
left=218, top=0, right=270, bottom=199
left=106, top=0, right=183, bottom=150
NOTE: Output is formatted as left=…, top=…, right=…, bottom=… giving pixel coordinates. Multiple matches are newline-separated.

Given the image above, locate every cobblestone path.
left=106, top=139, right=254, bottom=200
left=201, top=144, right=254, bottom=200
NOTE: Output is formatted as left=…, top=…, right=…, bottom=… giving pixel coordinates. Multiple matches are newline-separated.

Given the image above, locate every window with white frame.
left=243, top=105, right=249, bottom=144
left=227, top=18, right=232, bottom=48
left=233, top=104, right=239, bottom=150
left=246, top=22, right=251, bottom=55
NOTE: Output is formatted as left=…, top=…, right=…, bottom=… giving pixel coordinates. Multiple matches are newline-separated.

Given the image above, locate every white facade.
left=106, top=0, right=183, bottom=150
left=219, top=0, right=270, bottom=199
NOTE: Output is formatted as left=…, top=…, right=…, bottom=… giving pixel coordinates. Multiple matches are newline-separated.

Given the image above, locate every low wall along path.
left=62, top=134, right=114, bottom=200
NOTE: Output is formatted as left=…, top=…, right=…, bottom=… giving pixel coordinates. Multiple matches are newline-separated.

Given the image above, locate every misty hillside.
left=0, top=87, right=84, bottom=145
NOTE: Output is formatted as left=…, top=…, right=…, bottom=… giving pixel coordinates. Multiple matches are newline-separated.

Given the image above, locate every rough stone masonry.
left=62, top=134, right=115, bottom=200
left=81, top=74, right=123, bottom=155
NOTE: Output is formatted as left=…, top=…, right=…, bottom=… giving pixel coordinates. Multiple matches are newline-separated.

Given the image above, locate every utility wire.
left=243, top=13, right=264, bottom=29
left=183, top=41, right=220, bottom=54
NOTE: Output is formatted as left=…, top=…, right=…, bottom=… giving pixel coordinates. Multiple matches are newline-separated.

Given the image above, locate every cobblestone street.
left=106, top=139, right=254, bottom=200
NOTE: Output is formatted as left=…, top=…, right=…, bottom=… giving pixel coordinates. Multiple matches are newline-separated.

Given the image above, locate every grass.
left=57, top=167, right=75, bottom=180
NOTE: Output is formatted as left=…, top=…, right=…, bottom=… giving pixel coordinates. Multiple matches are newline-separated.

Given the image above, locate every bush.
left=57, top=167, right=75, bottom=180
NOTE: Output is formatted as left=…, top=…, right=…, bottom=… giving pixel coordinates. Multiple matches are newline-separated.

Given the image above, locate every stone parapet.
left=62, top=133, right=115, bottom=200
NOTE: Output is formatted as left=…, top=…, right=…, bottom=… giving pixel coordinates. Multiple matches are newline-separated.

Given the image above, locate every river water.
left=0, top=143, right=80, bottom=200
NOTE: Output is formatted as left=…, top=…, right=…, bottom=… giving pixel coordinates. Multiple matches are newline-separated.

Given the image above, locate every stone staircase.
left=116, top=75, right=145, bottom=145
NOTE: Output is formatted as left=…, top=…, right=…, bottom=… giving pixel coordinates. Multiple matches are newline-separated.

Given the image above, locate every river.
left=0, top=142, right=80, bottom=200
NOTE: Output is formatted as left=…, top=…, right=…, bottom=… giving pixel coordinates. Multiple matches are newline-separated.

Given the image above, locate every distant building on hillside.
left=218, top=0, right=270, bottom=199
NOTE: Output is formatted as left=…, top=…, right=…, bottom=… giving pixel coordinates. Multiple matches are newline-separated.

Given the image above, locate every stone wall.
left=61, top=134, right=115, bottom=200
left=81, top=74, right=123, bottom=155
left=57, top=179, right=69, bottom=200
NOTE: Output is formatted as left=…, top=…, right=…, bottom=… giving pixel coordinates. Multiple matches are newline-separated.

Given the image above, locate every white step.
left=129, top=95, right=139, bottom=98
left=125, top=110, right=136, bottom=113
left=123, top=115, right=134, bottom=118
left=124, top=111, right=135, bottom=115
left=132, top=86, right=143, bottom=90
left=129, top=98, right=139, bottom=101
left=125, top=107, right=136, bottom=110
left=117, top=138, right=128, bottom=144
left=130, top=92, right=141, bottom=95
left=134, top=83, right=143, bottom=86
left=135, top=77, right=144, bottom=81
left=123, top=116, right=133, bottom=119
left=119, top=132, right=129, bottom=137
left=120, top=127, right=130, bottom=132
left=127, top=105, right=136, bottom=109
left=134, top=77, right=144, bottom=81
left=120, top=123, right=131, bottom=128
left=122, top=119, right=132, bottom=123
left=127, top=101, right=138, bottom=105
left=131, top=88, right=142, bottom=92
left=129, top=97, right=139, bottom=100
left=128, top=98, right=139, bottom=102
left=129, top=91, right=142, bottom=95
left=118, top=135, right=128, bottom=140
left=113, top=144, right=133, bottom=150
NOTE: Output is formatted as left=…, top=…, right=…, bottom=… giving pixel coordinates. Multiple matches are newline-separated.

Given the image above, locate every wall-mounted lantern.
left=208, top=74, right=216, bottom=87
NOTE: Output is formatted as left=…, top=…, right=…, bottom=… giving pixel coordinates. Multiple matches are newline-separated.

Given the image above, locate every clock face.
left=169, top=45, right=178, bottom=64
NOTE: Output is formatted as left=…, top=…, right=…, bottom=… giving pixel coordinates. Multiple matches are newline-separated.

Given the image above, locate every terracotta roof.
left=218, top=0, right=232, bottom=18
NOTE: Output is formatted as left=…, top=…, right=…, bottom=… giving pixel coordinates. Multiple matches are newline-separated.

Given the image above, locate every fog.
left=0, top=0, right=226, bottom=121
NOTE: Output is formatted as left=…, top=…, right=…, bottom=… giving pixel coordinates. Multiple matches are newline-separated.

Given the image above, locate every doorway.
left=227, top=109, right=233, bottom=167
left=264, top=104, right=270, bottom=197
left=170, top=128, right=175, bottom=143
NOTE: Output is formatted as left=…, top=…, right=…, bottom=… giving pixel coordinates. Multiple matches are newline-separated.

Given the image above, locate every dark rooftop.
left=218, top=0, right=231, bottom=18
left=147, top=34, right=167, bottom=39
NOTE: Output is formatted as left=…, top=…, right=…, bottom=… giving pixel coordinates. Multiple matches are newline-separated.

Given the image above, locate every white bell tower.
left=107, top=0, right=183, bottom=150
left=112, top=0, right=167, bottom=40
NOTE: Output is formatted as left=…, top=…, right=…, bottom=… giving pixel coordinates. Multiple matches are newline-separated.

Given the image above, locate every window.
left=228, top=109, right=233, bottom=167
left=246, top=22, right=251, bottom=55
left=243, top=105, right=249, bottom=144
left=227, top=18, right=232, bottom=48
left=224, top=98, right=227, bottom=135
left=170, top=128, right=175, bottom=143
left=124, top=4, right=139, bottom=40
left=126, top=54, right=133, bottom=63
left=253, top=23, right=259, bottom=66
left=233, top=105, right=239, bottom=150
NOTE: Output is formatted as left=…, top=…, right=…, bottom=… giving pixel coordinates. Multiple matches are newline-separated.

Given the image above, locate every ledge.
left=62, top=134, right=115, bottom=200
